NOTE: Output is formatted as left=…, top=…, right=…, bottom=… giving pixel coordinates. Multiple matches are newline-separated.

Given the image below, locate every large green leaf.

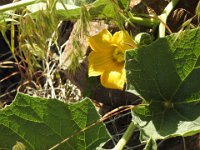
left=125, top=28, right=200, bottom=142
left=0, top=93, right=110, bottom=149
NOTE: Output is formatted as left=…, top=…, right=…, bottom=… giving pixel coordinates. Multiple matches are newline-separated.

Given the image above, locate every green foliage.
left=117, top=0, right=130, bottom=10
left=126, top=28, right=200, bottom=143
left=54, top=0, right=117, bottom=20
left=63, top=0, right=96, bottom=5
left=134, top=32, right=153, bottom=46
left=0, top=93, right=110, bottom=149
left=25, top=0, right=128, bottom=21
left=88, top=0, right=116, bottom=19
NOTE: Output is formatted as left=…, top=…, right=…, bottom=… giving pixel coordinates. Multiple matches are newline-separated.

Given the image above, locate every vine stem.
left=113, top=121, right=136, bottom=150
left=127, top=12, right=160, bottom=27
left=158, top=0, right=180, bottom=37
left=0, top=0, right=43, bottom=13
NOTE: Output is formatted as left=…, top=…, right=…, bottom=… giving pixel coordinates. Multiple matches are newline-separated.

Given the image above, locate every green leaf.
left=0, top=93, right=110, bottom=149
left=117, top=0, right=130, bottom=9
left=88, top=0, right=116, bottom=19
left=126, top=28, right=200, bottom=142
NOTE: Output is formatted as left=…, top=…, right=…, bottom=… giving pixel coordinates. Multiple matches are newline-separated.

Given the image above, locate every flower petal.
left=112, top=30, right=136, bottom=50
left=100, top=69, right=126, bottom=90
left=88, top=49, right=123, bottom=76
left=87, top=29, right=113, bottom=52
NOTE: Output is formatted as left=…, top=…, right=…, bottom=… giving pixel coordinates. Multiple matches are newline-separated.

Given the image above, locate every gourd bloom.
left=87, top=29, right=136, bottom=90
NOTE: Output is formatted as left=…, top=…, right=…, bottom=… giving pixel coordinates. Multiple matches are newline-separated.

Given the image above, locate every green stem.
left=158, top=0, right=180, bottom=37
left=113, top=121, right=136, bottom=150
left=127, top=12, right=159, bottom=27
left=0, top=0, right=43, bottom=13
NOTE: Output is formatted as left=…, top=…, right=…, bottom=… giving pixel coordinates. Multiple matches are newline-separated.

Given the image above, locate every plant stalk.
left=113, top=121, right=136, bottom=150
left=127, top=12, right=160, bottom=27
left=0, top=0, right=43, bottom=13
left=158, top=0, right=180, bottom=37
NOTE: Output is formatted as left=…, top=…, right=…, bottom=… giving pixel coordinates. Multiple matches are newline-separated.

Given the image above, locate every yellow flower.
left=88, top=29, right=136, bottom=90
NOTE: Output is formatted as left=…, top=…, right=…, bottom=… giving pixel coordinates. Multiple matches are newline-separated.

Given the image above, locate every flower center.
left=113, top=48, right=124, bottom=63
